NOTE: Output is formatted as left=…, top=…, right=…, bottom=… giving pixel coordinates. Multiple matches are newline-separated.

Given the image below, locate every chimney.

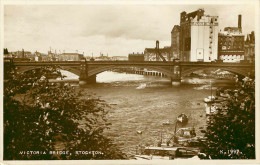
left=180, top=11, right=186, bottom=24
left=22, top=49, right=24, bottom=58
left=156, top=40, right=159, bottom=49
left=197, top=8, right=205, bottom=21
left=238, top=15, right=242, bottom=32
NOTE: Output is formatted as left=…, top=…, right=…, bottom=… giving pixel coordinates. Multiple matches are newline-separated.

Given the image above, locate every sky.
left=4, top=4, right=256, bottom=57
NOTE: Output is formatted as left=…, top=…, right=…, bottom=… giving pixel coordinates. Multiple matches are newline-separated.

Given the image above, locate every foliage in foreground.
left=4, top=66, right=126, bottom=160
left=204, top=75, right=255, bottom=159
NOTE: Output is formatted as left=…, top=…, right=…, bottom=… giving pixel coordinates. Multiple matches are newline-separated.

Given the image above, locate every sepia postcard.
left=0, top=0, right=259, bottom=164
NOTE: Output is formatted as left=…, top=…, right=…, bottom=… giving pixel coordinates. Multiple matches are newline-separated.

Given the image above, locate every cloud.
left=4, top=4, right=255, bottom=56
left=74, top=5, right=177, bottom=41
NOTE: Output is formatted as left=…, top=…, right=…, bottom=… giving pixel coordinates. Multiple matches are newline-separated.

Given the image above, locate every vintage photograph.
left=1, top=0, right=258, bottom=163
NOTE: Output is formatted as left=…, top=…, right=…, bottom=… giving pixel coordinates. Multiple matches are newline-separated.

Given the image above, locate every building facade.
left=218, top=15, right=245, bottom=63
left=58, top=53, right=84, bottom=61
left=10, top=49, right=33, bottom=61
left=144, top=47, right=172, bottom=61
left=244, top=31, right=255, bottom=62
left=111, top=56, right=128, bottom=61
left=48, top=51, right=58, bottom=61
left=128, top=53, right=144, bottom=61
left=171, top=25, right=181, bottom=59
left=34, top=51, right=42, bottom=61
left=179, top=9, right=219, bottom=62
left=94, top=53, right=111, bottom=61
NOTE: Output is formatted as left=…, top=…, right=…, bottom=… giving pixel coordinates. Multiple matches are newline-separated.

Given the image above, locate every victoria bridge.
left=4, top=60, right=255, bottom=85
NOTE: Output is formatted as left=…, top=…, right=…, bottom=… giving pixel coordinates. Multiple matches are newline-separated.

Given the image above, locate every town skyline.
left=4, top=4, right=256, bottom=57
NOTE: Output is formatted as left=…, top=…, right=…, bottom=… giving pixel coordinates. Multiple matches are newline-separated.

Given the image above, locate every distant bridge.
left=5, top=60, right=254, bottom=85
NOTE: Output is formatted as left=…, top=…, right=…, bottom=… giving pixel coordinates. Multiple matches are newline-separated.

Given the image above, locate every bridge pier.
left=171, top=78, right=181, bottom=86
left=79, top=60, right=96, bottom=86
left=79, top=61, right=88, bottom=86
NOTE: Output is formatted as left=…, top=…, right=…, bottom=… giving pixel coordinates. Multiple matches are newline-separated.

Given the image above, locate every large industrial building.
left=178, top=9, right=219, bottom=62
left=218, top=15, right=245, bottom=63
left=171, top=25, right=181, bottom=60
left=142, top=9, right=250, bottom=63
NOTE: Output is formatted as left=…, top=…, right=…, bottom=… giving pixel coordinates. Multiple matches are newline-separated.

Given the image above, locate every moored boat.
left=177, top=113, right=188, bottom=124
left=204, top=95, right=215, bottom=103
left=136, top=83, right=146, bottom=89
left=134, top=145, right=200, bottom=160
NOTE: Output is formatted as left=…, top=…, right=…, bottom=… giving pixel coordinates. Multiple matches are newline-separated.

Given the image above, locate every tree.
left=4, top=48, right=9, bottom=55
left=4, top=66, right=127, bottom=160
left=204, top=74, right=255, bottom=159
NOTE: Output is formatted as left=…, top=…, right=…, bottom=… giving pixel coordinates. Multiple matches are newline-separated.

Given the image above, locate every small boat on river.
left=177, top=113, right=188, bottom=124
left=220, top=93, right=230, bottom=98
left=204, top=95, right=215, bottom=103
left=136, top=83, right=147, bottom=89
left=162, top=120, right=171, bottom=125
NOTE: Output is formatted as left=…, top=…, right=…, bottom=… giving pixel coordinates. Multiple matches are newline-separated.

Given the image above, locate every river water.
left=61, top=70, right=235, bottom=156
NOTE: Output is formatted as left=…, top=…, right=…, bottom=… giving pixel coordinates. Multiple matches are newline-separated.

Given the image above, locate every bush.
left=204, top=75, right=255, bottom=159
left=4, top=66, right=126, bottom=160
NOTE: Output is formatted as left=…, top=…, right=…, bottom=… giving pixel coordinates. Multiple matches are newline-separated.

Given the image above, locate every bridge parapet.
left=5, top=61, right=255, bottom=85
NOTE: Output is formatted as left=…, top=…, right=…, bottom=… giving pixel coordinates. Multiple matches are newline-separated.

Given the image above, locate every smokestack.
left=22, top=48, right=24, bottom=58
left=156, top=40, right=159, bottom=49
left=238, top=15, right=242, bottom=32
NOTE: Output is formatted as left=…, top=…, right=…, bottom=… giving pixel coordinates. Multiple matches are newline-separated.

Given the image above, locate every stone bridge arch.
left=88, top=65, right=176, bottom=78
left=181, top=67, right=249, bottom=77
left=16, top=66, right=81, bottom=76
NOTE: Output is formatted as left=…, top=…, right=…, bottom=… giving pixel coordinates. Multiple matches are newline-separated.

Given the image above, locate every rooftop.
left=171, top=25, right=180, bottom=33
left=145, top=47, right=171, bottom=53
left=219, top=31, right=244, bottom=37
left=61, top=53, right=79, bottom=55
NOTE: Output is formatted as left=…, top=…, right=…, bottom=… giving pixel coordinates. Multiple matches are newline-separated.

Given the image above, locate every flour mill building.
left=178, top=9, right=219, bottom=62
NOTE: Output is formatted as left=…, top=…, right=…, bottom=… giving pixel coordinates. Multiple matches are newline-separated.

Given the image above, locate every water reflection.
left=97, top=71, right=144, bottom=83
left=59, top=70, right=234, bottom=88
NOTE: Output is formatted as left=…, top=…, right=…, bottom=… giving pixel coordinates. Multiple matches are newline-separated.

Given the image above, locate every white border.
left=0, top=0, right=259, bottom=164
